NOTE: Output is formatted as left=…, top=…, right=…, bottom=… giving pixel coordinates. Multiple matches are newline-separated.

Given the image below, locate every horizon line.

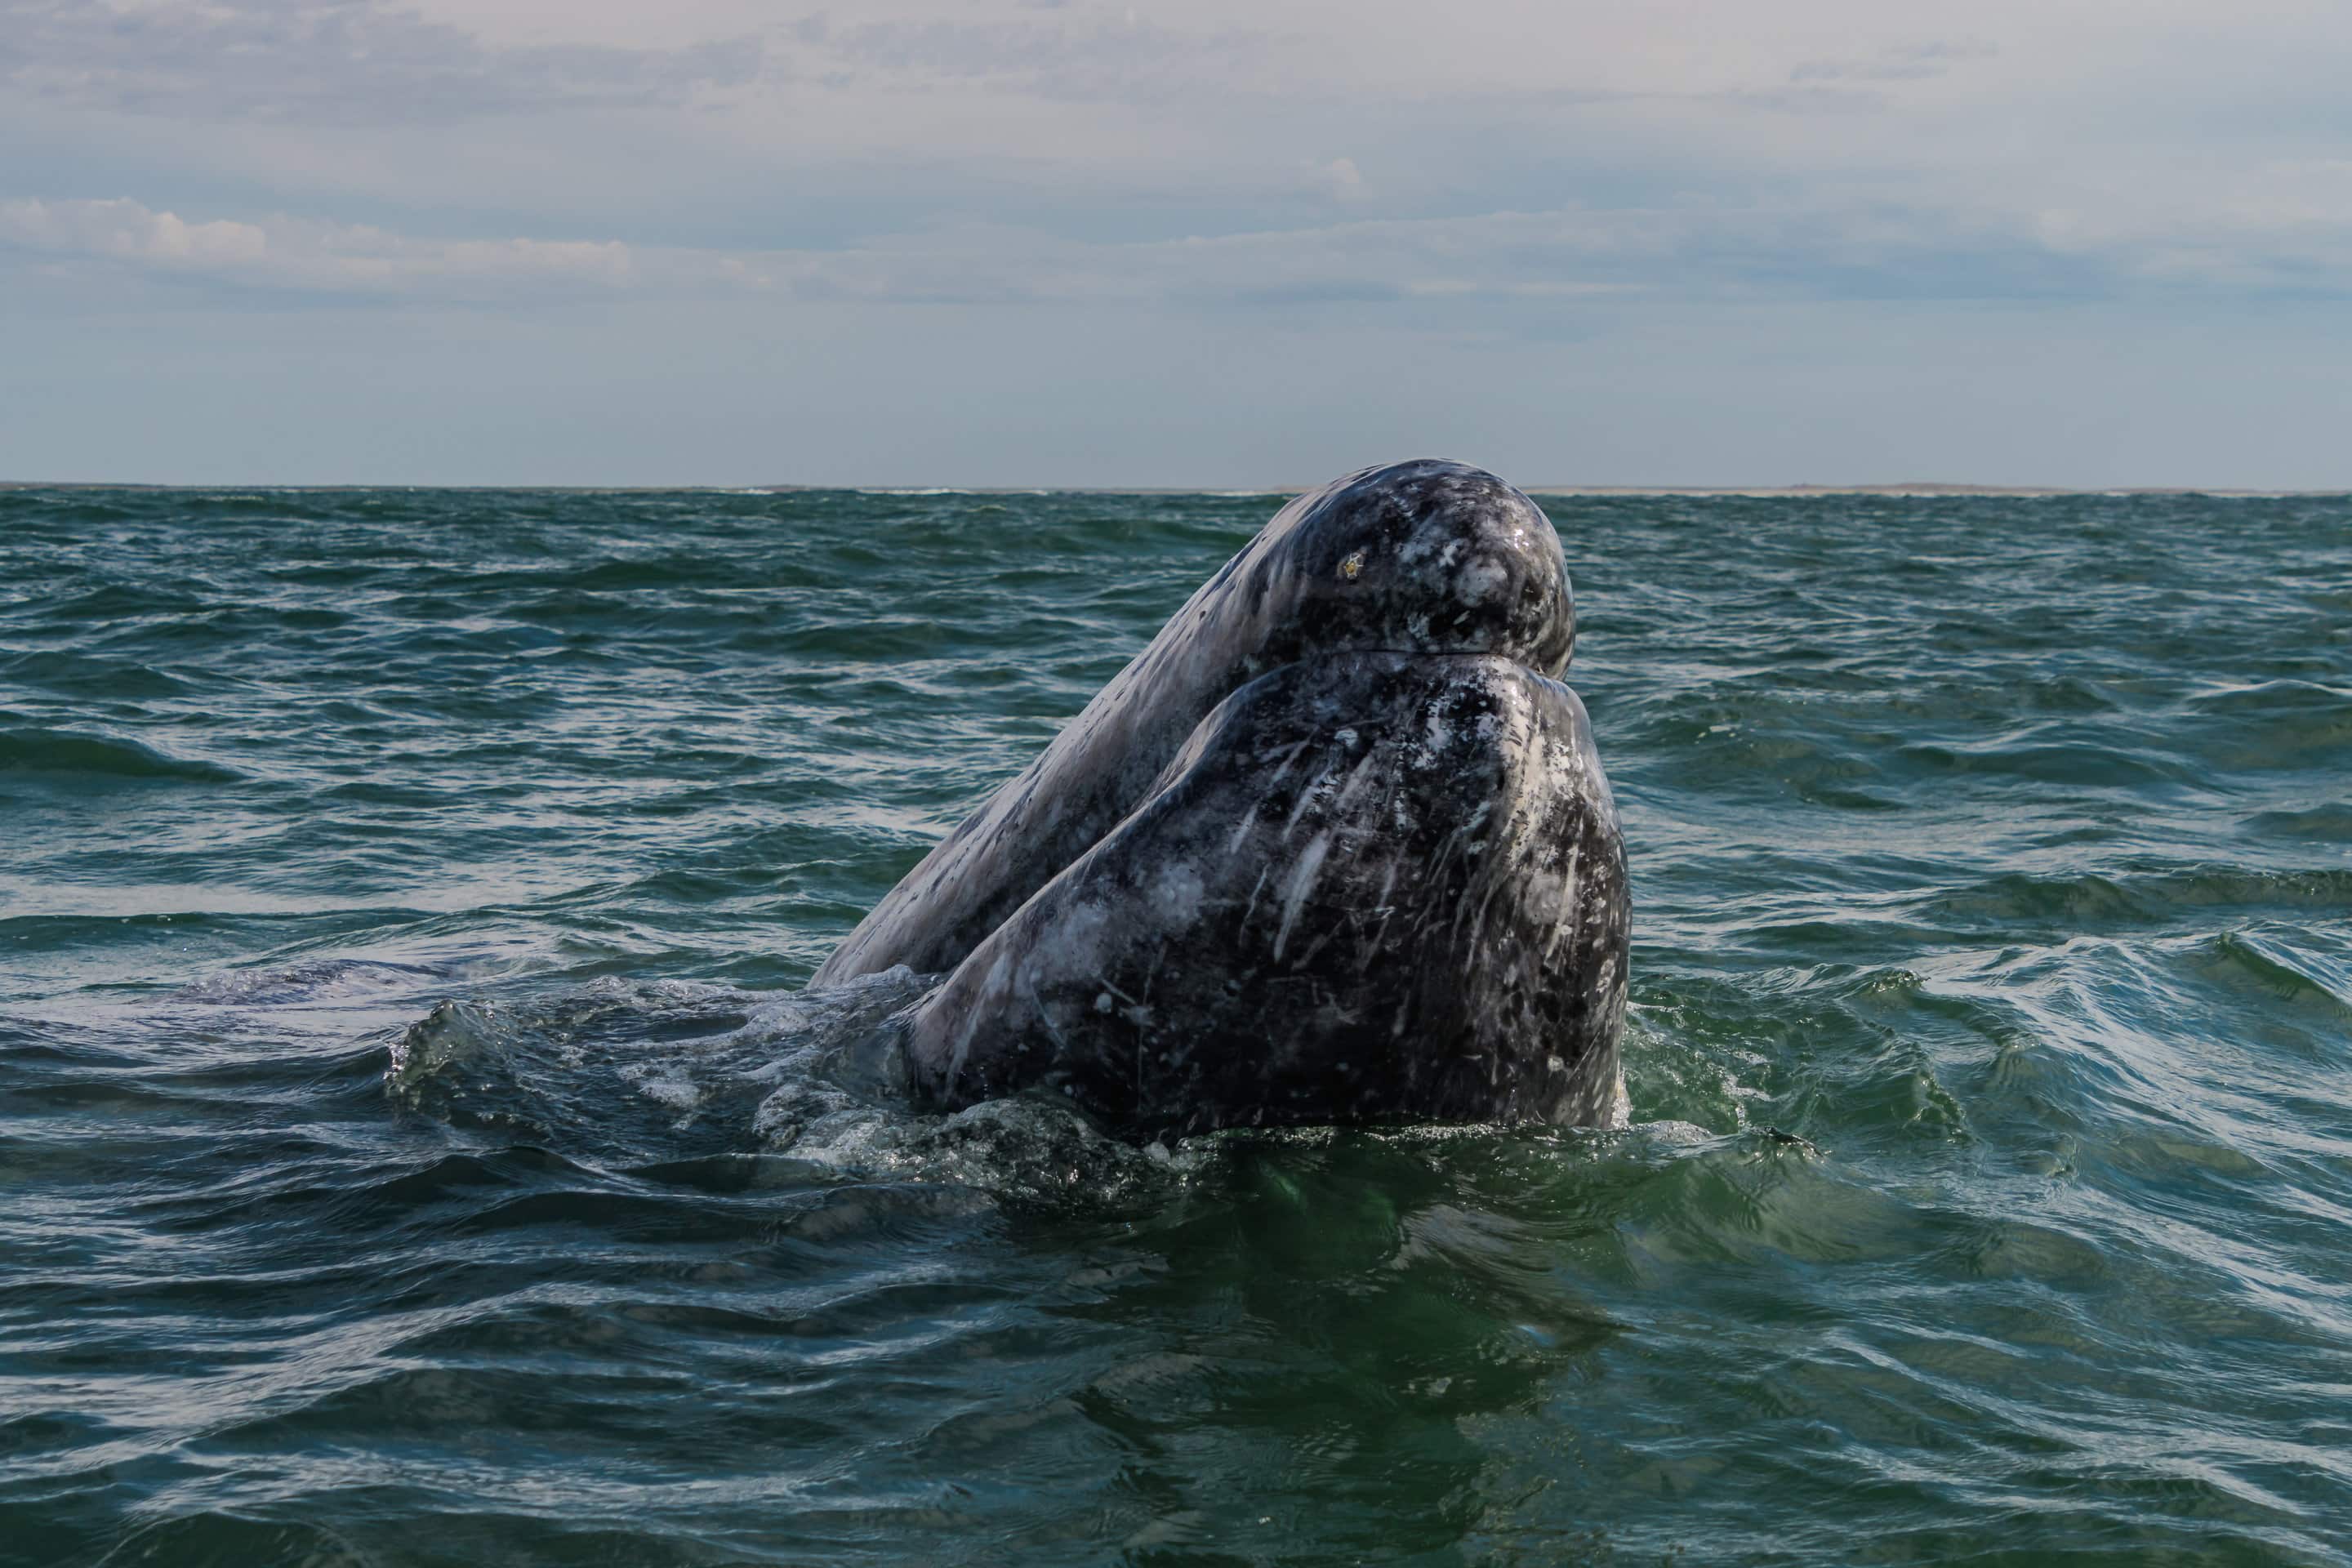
left=5, top=480, right=2347, bottom=498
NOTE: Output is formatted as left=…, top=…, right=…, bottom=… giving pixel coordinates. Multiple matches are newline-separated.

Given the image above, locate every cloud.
left=2, top=198, right=270, bottom=267
left=2, top=196, right=1627, bottom=305
left=1791, top=39, right=1998, bottom=84
left=0, top=0, right=763, bottom=121
left=795, top=11, right=1290, bottom=103
left=1320, top=158, right=1370, bottom=203
left=7, top=7, right=2352, bottom=359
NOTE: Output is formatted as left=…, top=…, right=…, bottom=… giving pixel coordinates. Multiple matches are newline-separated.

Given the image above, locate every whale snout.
left=1265, top=458, right=1575, bottom=677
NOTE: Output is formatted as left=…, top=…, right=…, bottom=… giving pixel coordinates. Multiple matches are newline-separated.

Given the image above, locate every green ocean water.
left=1, top=485, right=2348, bottom=1566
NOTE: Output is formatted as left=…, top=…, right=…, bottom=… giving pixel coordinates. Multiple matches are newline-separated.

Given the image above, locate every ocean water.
left=2, top=484, right=2348, bottom=1567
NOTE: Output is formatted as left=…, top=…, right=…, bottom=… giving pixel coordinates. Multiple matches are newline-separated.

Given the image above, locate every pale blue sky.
left=5, top=0, right=2349, bottom=487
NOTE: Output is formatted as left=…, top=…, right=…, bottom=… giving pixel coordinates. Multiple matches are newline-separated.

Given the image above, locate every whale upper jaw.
left=1205, top=457, right=1577, bottom=688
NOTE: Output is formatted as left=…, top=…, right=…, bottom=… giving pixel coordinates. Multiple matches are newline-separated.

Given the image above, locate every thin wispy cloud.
left=793, top=11, right=1290, bottom=103
left=17, top=189, right=2345, bottom=309
left=1790, top=40, right=1998, bottom=85
left=1, top=198, right=642, bottom=295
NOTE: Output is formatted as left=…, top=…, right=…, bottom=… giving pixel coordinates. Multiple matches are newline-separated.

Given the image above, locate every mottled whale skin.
left=814, top=459, right=1630, bottom=1142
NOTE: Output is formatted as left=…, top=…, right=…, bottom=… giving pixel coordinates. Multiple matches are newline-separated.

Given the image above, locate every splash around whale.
left=816, top=459, right=1630, bottom=1143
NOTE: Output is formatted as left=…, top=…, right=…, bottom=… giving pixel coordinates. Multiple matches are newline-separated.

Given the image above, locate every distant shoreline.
left=2, top=480, right=2341, bottom=498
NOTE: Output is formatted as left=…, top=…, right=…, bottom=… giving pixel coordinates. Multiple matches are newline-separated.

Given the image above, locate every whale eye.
left=1339, top=551, right=1365, bottom=581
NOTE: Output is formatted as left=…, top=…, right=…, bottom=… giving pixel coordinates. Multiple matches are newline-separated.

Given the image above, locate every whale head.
left=1225, top=459, right=1575, bottom=679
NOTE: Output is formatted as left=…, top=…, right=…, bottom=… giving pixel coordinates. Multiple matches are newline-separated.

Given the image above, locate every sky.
left=3, top=0, right=2349, bottom=487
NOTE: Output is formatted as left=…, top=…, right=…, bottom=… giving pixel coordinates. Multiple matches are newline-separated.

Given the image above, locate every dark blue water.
left=2, top=487, right=2348, bottom=1566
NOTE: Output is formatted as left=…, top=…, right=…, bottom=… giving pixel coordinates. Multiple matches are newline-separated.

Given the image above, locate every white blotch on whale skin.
left=1422, top=709, right=1454, bottom=760
left=1456, top=558, right=1509, bottom=604
left=1042, top=898, right=1114, bottom=982
left=1152, top=862, right=1205, bottom=926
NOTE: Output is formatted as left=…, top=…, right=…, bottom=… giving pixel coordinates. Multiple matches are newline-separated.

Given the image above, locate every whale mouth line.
left=1352, top=647, right=1532, bottom=659
left=1258, top=647, right=1555, bottom=679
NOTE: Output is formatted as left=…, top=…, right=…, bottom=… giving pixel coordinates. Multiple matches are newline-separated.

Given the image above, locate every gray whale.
left=814, top=460, right=1630, bottom=1141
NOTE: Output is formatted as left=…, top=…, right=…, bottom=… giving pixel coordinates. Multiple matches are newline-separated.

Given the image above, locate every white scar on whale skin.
left=1356, top=860, right=1403, bottom=974
left=947, top=947, right=1017, bottom=1083
left=1544, top=841, right=1586, bottom=964
left=1259, top=737, right=1313, bottom=791
left=1283, top=764, right=1336, bottom=837
left=1229, top=738, right=1312, bottom=856
left=1328, top=747, right=1386, bottom=817
left=1272, top=831, right=1332, bottom=962
left=1240, top=862, right=1274, bottom=927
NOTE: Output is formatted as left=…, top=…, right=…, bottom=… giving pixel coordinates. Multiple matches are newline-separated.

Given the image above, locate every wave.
left=2240, top=802, right=2352, bottom=841
left=0, top=726, right=242, bottom=783
left=2199, top=930, right=2352, bottom=1019
left=174, top=957, right=443, bottom=1006
left=1931, top=866, right=2352, bottom=928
